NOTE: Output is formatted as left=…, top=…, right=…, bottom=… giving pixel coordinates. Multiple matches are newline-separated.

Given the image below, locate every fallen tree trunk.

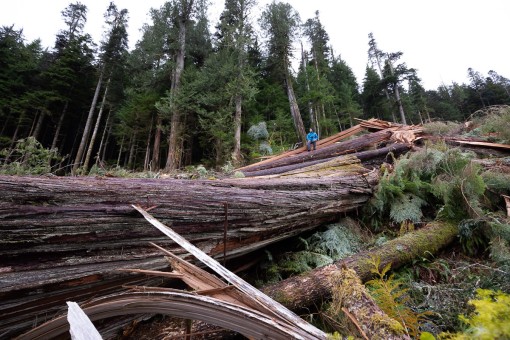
left=240, top=129, right=394, bottom=173
left=0, top=167, right=377, bottom=337
left=243, top=144, right=410, bottom=178
left=236, top=124, right=366, bottom=172
left=263, top=221, right=458, bottom=312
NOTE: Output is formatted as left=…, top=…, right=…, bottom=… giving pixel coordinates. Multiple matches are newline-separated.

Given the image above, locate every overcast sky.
left=1, top=0, right=508, bottom=90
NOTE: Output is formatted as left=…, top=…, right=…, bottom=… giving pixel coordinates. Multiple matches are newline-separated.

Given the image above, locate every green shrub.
left=440, top=289, right=510, bottom=340
left=0, top=137, right=62, bottom=175
left=366, top=143, right=486, bottom=230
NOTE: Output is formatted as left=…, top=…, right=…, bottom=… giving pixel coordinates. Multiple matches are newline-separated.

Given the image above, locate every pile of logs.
left=0, top=121, right=420, bottom=337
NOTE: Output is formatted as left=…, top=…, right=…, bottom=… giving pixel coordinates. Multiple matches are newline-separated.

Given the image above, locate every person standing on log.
left=306, top=128, right=318, bottom=151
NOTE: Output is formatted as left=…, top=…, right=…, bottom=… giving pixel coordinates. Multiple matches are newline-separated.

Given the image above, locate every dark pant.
left=307, top=140, right=316, bottom=151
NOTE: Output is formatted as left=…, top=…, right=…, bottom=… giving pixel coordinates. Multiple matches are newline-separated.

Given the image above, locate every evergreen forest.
left=1, top=1, right=509, bottom=174
left=1, top=2, right=510, bottom=340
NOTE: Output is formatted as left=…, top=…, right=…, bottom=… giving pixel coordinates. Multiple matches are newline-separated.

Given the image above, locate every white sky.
left=1, top=0, right=508, bottom=90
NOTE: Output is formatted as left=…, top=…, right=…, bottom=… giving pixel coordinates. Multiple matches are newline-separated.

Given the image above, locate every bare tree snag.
left=262, top=221, right=458, bottom=312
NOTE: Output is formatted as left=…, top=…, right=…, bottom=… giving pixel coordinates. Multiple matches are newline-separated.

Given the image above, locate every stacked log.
left=0, top=125, right=422, bottom=337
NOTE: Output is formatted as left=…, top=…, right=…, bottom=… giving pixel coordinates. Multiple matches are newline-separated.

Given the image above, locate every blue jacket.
left=307, top=131, right=318, bottom=142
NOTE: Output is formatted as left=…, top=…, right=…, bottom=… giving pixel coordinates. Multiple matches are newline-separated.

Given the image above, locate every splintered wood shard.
left=132, top=204, right=327, bottom=340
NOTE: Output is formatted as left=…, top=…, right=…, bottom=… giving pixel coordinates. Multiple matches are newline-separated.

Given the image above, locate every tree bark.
left=73, top=66, right=105, bottom=174
left=152, top=116, right=162, bottom=170
left=84, top=78, right=110, bottom=171
left=262, top=221, right=458, bottom=312
left=51, top=101, right=68, bottom=150
left=284, top=58, right=306, bottom=145
left=232, top=94, right=243, bottom=167
left=0, top=166, right=376, bottom=337
left=165, top=1, right=194, bottom=172
left=241, top=129, right=394, bottom=173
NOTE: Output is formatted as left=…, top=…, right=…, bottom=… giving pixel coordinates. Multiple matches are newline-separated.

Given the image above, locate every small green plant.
left=366, top=256, right=432, bottom=339
left=0, top=137, right=62, bottom=175
left=440, top=289, right=510, bottom=340
left=220, top=161, right=234, bottom=174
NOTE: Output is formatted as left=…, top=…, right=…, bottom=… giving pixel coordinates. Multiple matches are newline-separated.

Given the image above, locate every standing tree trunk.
left=284, top=59, right=306, bottom=145
left=84, top=78, right=110, bottom=171
left=144, top=116, right=154, bottom=171
left=152, top=116, right=162, bottom=170
left=165, top=0, right=194, bottom=172
left=232, top=94, right=243, bottom=167
left=301, top=43, right=316, bottom=133
left=51, top=102, right=68, bottom=150
left=387, top=57, right=407, bottom=125
left=32, top=111, right=45, bottom=141
left=72, top=65, right=105, bottom=174
left=96, top=108, right=112, bottom=165
left=116, top=135, right=125, bottom=167
left=127, top=132, right=137, bottom=169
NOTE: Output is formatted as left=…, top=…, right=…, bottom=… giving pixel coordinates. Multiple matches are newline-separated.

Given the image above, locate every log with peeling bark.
left=263, top=221, right=458, bottom=312
left=0, top=162, right=377, bottom=338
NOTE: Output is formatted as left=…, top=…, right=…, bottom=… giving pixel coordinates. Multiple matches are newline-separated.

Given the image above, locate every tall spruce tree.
left=214, top=0, right=257, bottom=166
left=260, top=1, right=306, bottom=144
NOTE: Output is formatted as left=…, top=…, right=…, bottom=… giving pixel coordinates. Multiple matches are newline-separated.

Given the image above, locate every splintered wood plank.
left=133, top=205, right=327, bottom=340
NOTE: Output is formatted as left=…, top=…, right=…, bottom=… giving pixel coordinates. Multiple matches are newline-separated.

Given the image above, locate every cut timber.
left=241, top=129, right=394, bottom=174
left=0, top=164, right=376, bottom=337
left=66, top=302, right=102, bottom=340
left=19, top=217, right=327, bottom=340
left=236, top=124, right=365, bottom=172
left=243, top=144, right=411, bottom=177
left=263, top=221, right=458, bottom=312
left=18, top=292, right=315, bottom=340
left=451, top=139, right=510, bottom=151
left=132, top=206, right=326, bottom=339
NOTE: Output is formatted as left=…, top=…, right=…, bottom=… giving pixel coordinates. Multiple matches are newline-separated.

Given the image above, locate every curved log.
left=16, top=292, right=316, bottom=340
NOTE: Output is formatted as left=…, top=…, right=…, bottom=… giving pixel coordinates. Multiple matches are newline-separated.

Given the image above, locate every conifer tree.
left=260, top=1, right=306, bottom=144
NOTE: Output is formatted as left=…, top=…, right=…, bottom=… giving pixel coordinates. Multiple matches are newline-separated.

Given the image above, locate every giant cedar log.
left=0, top=163, right=377, bottom=337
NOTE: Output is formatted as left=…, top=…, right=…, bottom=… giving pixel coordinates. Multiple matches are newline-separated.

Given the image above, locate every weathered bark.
left=243, top=144, right=410, bottom=177
left=0, top=167, right=376, bottom=337
left=263, top=221, right=458, bottom=312
left=242, top=129, right=394, bottom=173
